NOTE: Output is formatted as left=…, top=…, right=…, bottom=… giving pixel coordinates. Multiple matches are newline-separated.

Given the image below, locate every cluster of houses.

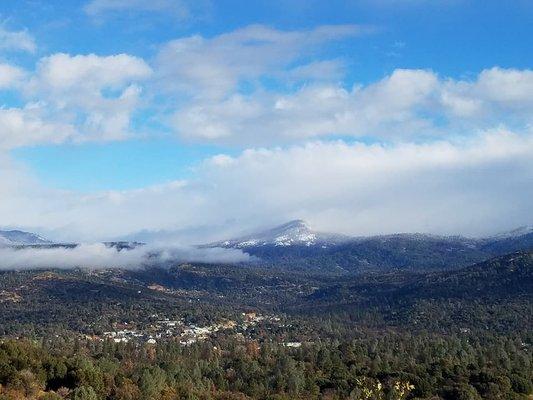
left=94, top=312, right=290, bottom=346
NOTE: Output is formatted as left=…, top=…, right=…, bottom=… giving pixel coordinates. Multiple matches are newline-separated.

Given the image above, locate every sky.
left=0, top=0, right=531, bottom=243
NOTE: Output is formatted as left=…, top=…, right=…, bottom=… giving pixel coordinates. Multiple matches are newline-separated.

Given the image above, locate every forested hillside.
left=0, top=252, right=531, bottom=399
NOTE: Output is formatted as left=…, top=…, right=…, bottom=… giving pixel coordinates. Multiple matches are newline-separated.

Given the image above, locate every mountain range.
left=2, top=221, right=533, bottom=273
left=209, top=220, right=533, bottom=272
left=212, top=219, right=533, bottom=249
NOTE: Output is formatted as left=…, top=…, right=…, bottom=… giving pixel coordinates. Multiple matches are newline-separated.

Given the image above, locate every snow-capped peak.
left=214, top=220, right=349, bottom=248
left=0, top=230, right=51, bottom=247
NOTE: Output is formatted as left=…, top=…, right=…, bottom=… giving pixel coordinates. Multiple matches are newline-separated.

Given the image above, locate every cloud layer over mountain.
left=0, top=244, right=250, bottom=270
left=1, top=127, right=531, bottom=242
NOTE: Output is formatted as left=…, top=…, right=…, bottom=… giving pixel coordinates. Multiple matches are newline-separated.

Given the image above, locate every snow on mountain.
left=214, top=220, right=350, bottom=248
left=488, top=226, right=533, bottom=240
left=0, top=230, right=51, bottom=247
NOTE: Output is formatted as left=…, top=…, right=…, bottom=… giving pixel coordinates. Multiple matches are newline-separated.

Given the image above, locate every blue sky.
left=0, top=0, right=531, bottom=240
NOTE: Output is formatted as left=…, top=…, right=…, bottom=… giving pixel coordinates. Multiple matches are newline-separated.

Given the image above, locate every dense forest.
left=0, top=332, right=531, bottom=399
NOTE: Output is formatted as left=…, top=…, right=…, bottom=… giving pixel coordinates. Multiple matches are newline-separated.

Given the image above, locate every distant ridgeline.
left=208, top=220, right=533, bottom=272
left=2, top=222, right=533, bottom=273
left=0, top=229, right=144, bottom=251
left=0, top=229, right=52, bottom=246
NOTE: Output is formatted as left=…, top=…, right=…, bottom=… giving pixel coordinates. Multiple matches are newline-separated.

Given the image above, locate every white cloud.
left=192, top=129, right=533, bottom=237
left=32, top=53, right=152, bottom=91
left=474, top=67, right=533, bottom=105
left=155, top=24, right=370, bottom=100
left=22, top=53, right=152, bottom=143
left=171, top=68, right=533, bottom=145
left=0, top=106, right=75, bottom=149
left=0, top=53, right=151, bottom=149
left=0, top=243, right=249, bottom=270
left=148, top=26, right=533, bottom=146
left=172, top=70, right=433, bottom=143
left=441, top=67, right=533, bottom=117
left=1, top=129, right=531, bottom=241
left=0, top=25, right=36, bottom=53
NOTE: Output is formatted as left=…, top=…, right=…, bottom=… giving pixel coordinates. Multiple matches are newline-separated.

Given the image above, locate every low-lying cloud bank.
left=1, top=128, right=532, bottom=242
left=0, top=243, right=250, bottom=271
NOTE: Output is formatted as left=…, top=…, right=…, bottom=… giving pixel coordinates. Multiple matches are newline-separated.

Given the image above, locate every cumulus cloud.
left=0, top=53, right=152, bottom=149
left=171, top=68, right=533, bottom=145
left=0, top=53, right=154, bottom=146
left=0, top=243, right=250, bottom=270
left=0, top=25, right=36, bottom=53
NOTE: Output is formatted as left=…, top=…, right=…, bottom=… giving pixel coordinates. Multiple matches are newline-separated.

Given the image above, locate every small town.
left=89, top=312, right=301, bottom=347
